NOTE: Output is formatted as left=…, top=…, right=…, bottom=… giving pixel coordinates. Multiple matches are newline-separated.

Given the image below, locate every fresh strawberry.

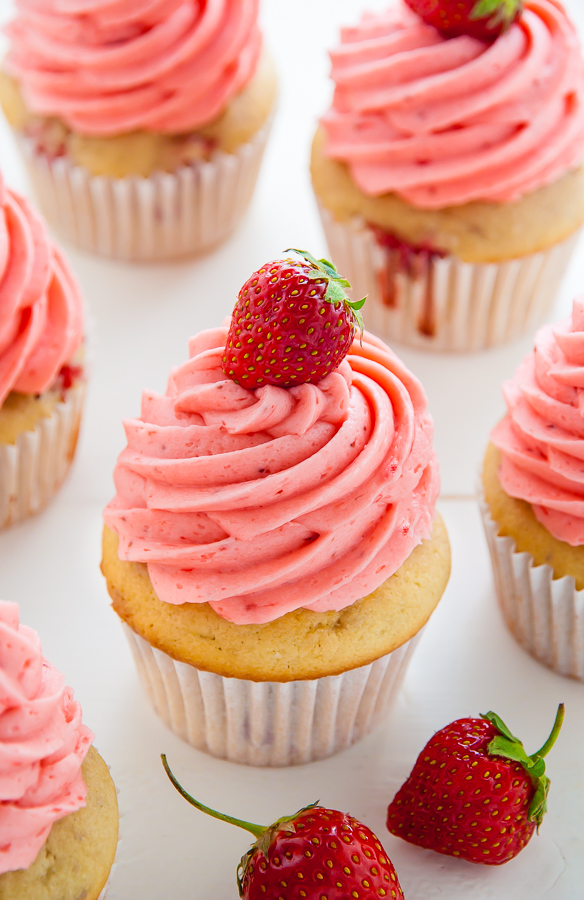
left=405, top=0, right=522, bottom=42
left=386, top=705, right=564, bottom=865
left=222, top=250, right=365, bottom=390
left=162, top=755, right=404, bottom=900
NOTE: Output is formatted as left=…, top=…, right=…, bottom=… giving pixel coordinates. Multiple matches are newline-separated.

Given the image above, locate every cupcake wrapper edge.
left=123, top=623, right=421, bottom=767
left=479, top=491, right=584, bottom=681
left=16, top=120, right=272, bottom=261
left=0, top=383, right=85, bottom=531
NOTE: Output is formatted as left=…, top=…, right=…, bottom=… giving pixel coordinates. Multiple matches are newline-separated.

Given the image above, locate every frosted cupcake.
left=0, top=0, right=277, bottom=261
left=101, top=252, right=451, bottom=766
left=311, top=0, right=584, bottom=351
left=0, top=601, right=118, bottom=899
left=482, top=296, right=584, bottom=680
left=0, top=170, right=85, bottom=530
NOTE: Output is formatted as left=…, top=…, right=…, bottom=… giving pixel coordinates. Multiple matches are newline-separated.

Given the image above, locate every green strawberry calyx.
left=471, top=0, right=523, bottom=31
left=161, top=754, right=317, bottom=896
left=481, top=703, right=564, bottom=828
left=285, top=248, right=367, bottom=340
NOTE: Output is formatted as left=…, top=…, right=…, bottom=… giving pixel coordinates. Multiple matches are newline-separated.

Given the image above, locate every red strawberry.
left=222, top=250, right=365, bottom=390
left=386, top=705, right=564, bottom=865
left=162, top=755, right=404, bottom=900
left=405, top=0, right=523, bottom=42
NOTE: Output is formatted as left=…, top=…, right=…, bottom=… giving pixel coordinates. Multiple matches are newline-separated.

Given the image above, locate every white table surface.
left=1, top=2, right=584, bottom=898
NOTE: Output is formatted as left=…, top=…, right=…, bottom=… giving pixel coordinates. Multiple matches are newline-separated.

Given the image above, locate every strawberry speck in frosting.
left=322, top=0, right=584, bottom=207
left=0, top=602, right=93, bottom=875
left=4, top=0, right=263, bottom=137
left=492, top=295, right=584, bottom=545
left=104, top=326, right=440, bottom=625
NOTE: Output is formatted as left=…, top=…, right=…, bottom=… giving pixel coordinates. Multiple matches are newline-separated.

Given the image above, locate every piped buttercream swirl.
left=0, top=170, right=84, bottom=408
left=104, top=327, right=440, bottom=625
left=322, top=0, right=584, bottom=208
left=0, top=601, right=93, bottom=875
left=492, top=296, right=584, bottom=546
left=4, top=0, right=262, bottom=136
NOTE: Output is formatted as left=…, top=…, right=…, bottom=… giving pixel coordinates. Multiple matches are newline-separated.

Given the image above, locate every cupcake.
left=0, top=1, right=277, bottom=261
left=0, top=601, right=118, bottom=899
left=101, top=251, right=451, bottom=766
left=311, top=0, right=584, bottom=351
left=482, top=295, right=584, bottom=680
left=0, top=169, right=85, bottom=531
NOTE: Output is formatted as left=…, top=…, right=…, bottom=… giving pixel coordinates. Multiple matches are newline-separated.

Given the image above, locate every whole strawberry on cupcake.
left=0, top=168, right=85, bottom=530
left=102, top=250, right=451, bottom=766
left=312, top=0, right=584, bottom=351
left=0, top=1, right=277, bottom=261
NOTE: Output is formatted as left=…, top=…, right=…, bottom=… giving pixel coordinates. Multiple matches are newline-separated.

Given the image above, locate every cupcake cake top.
left=104, top=253, right=440, bottom=625
left=321, top=0, right=584, bottom=207
left=4, top=0, right=263, bottom=136
left=0, top=172, right=83, bottom=408
left=0, top=601, right=93, bottom=874
left=492, top=296, right=584, bottom=546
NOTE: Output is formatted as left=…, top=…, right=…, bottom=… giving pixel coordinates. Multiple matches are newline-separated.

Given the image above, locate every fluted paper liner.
left=123, top=623, right=421, bottom=767
left=480, top=493, right=584, bottom=681
left=318, top=206, right=581, bottom=352
left=0, top=382, right=84, bottom=530
left=16, top=121, right=272, bottom=261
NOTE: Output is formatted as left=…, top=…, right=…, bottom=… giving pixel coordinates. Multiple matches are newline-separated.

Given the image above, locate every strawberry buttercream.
left=0, top=170, right=84, bottom=408
left=322, top=0, right=584, bottom=208
left=0, top=601, right=93, bottom=875
left=492, top=296, right=584, bottom=546
left=104, top=327, right=440, bottom=625
left=4, top=0, right=262, bottom=136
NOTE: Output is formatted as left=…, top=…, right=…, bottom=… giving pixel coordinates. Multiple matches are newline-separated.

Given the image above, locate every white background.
left=1, top=1, right=584, bottom=898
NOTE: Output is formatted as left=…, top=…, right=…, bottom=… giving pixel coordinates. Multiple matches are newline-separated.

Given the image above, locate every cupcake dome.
left=483, top=296, right=584, bottom=680
left=4, top=0, right=262, bottom=138
left=312, top=0, right=584, bottom=350
left=0, top=601, right=118, bottom=899
left=0, top=168, right=85, bottom=530
left=0, top=0, right=277, bottom=260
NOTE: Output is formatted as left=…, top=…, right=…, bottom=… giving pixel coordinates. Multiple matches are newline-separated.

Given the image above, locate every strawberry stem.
left=530, top=703, right=564, bottom=761
left=482, top=704, right=565, bottom=828
left=161, top=754, right=265, bottom=838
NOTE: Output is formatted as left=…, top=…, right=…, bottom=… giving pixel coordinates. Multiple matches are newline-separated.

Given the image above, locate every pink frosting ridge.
left=0, top=601, right=93, bottom=875
left=0, top=170, right=84, bottom=408
left=4, top=0, right=262, bottom=136
left=104, top=327, right=440, bottom=625
left=492, top=297, right=584, bottom=546
left=322, top=0, right=584, bottom=208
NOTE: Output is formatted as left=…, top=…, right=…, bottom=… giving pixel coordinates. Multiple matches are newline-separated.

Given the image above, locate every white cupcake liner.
left=123, top=623, right=421, bottom=767
left=0, top=382, right=84, bottom=530
left=479, top=492, right=584, bottom=681
left=15, top=120, right=272, bottom=261
left=318, top=205, right=581, bottom=352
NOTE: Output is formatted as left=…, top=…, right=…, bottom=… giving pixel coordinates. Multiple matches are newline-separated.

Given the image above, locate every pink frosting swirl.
left=0, top=171, right=84, bottom=408
left=104, top=327, right=440, bottom=625
left=0, top=601, right=93, bottom=875
left=4, top=0, right=262, bottom=136
left=492, top=297, right=584, bottom=546
left=321, top=0, right=584, bottom=208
